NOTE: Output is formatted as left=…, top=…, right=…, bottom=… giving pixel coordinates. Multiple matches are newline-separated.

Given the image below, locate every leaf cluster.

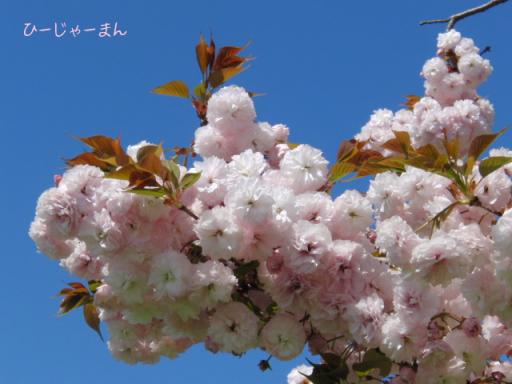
left=305, top=349, right=392, bottom=384
left=58, top=281, right=103, bottom=340
left=153, top=35, right=252, bottom=124
left=67, top=135, right=201, bottom=209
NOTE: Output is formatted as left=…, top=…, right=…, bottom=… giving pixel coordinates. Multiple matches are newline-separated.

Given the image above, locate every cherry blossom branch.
left=179, top=205, right=199, bottom=220
left=420, top=0, right=509, bottom=30
left=471, top=197, right=504, bottom=217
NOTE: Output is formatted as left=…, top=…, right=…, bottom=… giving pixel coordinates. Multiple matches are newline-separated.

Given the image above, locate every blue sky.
left=2, top=1, right=511, bottom=383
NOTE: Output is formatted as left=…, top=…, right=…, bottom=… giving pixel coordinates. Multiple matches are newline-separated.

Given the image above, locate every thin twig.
left=179, top=205, right=199, bottom=220
left=420, top=0, right=509, bottom=30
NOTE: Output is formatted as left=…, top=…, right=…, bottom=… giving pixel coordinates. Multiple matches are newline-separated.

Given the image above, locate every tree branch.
left=179, top=205, right=199, bottom=220
left=420, top=0, right=509, bottom=30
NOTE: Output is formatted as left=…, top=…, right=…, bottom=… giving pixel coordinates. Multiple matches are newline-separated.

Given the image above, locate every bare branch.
left=420, top=0, right=509, bottom=30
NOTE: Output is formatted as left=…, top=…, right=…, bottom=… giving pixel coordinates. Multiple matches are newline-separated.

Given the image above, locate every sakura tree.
left=29, top=1, right=512, bottom=383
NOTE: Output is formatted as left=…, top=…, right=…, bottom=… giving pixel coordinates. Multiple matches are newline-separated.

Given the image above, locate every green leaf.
left=58, top=288, right=73, bottom=296
left=83, top=303, right=104, bottom=341
left=247, top=91, right=265, bottom=98
left=336, top=139, right=357, bottom=162
left=234, top=260, right=260, bottom=280
left=443, top=166, right=468, bottom=194
left=208, top=70, right=224, bottom=89
left=329, top=162, right=355, bottom=183
left=79, top=135, right=119, bottom=154
left=67, top=282, right=88, bottom=292
left=305, top=355, right=349, bottom=384
left=465, top=155, right=476, bottom=178
left=468, top=128, right=508, bottom=161
left=127, top=170, right=160, bottom=190
left=265, top=302, right=278, bottom=316
left=407, top=152, right=448, bottom=175
left=356, top=156, right=406, bottom=177
left=153, top=80, right=190, bottom=98
left=196, top=35, right=209, bottom=74
left=443, top=138, right=460, bottom=160
left=194, top=83, right=207, bottom=99
left=352, top=348, right=392, bottom=378
left=136, top=144, right=163, bottom=163
left=394, top=130, right=411, bottom=148
left=209, top=66, right=246, bottom=88
left=414, top=143, right=440, bottom=167
left=88, top=280, right=102, bottom=293
left=381, top=131, right=411, bottom=156
left=287, top=142, right=301, bottom=150
left=78, top=135, right=130, bottom=166
left=181, top=171, right=202, bottom=189
left=479, top=156, right=512, bottom=178
left=104, top=164, right=138, bottom=181
left=127, top=188, right=167, bottom=198
left=416, top=201, right=460, bottom=235
left=66, top=152, right=114, bottom=171
left=59, top=292, right=90, bottom=315
left=163, top=159, right=181, bottom=187
left=402, top=95, right=421, bottom=110
left=212, top=43, right=250, bottom=73
left=137, top=153, right=165, bottom=176
left=321, top=353, right=343, bottom=368
left=220, top=65, right=246, bottom=83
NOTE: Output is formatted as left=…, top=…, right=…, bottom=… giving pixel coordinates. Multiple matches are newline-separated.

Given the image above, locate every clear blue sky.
left=2, top=1, right=511, bottom=383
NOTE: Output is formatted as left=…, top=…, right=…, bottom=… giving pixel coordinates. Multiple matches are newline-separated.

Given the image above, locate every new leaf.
left=153, top=80, right=190, bottom=98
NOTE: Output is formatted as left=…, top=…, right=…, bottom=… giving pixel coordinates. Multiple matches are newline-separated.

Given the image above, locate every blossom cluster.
left=30, top=30, right=512, bottom=383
